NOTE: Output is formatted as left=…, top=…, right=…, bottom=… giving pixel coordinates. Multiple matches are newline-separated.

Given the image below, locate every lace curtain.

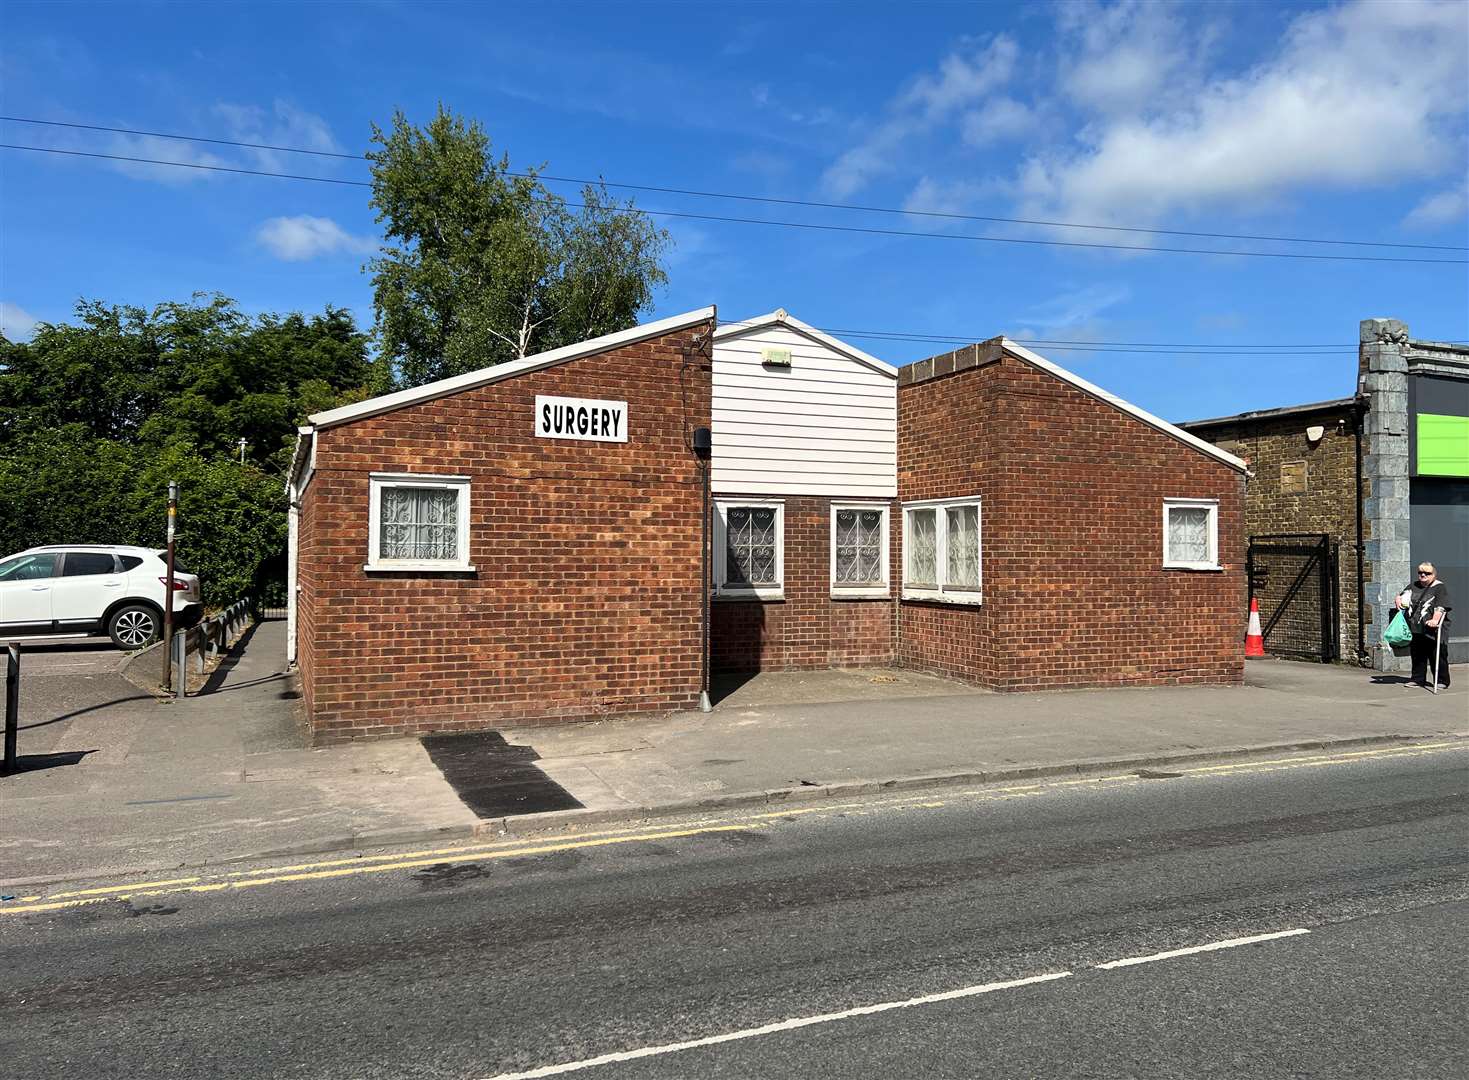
left=945, top=505, right=979, bottom=589
left=1168, top=506, right=1210, bottom=564
left=908, top=508, right=937, bottom=585
left=835, top=509, right=884, bottom=584
left=380, top=487, right=459, bottom=561
left=726, top=506, right=777, bottom=585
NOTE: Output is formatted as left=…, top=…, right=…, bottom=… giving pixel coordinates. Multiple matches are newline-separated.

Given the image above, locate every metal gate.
left=1247, top=533, right=1339, bottom=662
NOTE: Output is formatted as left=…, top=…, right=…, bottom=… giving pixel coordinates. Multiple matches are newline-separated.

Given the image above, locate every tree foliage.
left=0, top=295, right=376, bottom=606
left=368, top=105, right=670, bottom=388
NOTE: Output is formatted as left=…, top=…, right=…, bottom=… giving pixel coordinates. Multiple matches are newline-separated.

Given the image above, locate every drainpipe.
left=694, top=428, right=713, bottom=712
left=1353, top=397, right=1367, bottom=665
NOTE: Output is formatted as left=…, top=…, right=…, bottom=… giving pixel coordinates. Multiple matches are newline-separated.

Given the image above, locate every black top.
left=1402, top=580, right=1452, bottom=634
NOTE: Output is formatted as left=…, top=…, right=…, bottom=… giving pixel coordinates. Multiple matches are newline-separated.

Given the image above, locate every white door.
left=52, top=551, right=125, bottom=626
left=0, top=552, right=60, bottom=627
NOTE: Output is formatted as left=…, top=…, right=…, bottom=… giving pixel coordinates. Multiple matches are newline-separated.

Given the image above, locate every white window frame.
left=1162, top=498, right=1220, bottom=571
left=830, top=502, right=890, bottom=598
left=366, top=473, right=474, bottom=573
left=902, top=496, right=982, bottom=605
left=714, top=498, right=784, bottom=600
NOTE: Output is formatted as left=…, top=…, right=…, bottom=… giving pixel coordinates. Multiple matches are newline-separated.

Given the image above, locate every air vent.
left=761, top=348, right=792, bottom=368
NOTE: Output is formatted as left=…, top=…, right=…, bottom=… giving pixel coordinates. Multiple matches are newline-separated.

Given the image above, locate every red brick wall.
left=296, top=323, right=711, bottom=743
left=710, top=496, right=896, bottom=671
left=897, top=349, right=1245, bottom=690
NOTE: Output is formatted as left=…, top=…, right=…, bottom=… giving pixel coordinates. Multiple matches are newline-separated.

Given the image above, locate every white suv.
left=0, top=545, right=202, bottom=649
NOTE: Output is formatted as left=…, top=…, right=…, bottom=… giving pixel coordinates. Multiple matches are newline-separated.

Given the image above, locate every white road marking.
left=479, top=971, right=1073, bottom=1079
left=1095, top=928, right=1311, bottom=970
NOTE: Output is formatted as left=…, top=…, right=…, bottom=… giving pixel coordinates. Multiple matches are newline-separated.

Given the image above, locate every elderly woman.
left=1398, top=562, right=1451, bottom=689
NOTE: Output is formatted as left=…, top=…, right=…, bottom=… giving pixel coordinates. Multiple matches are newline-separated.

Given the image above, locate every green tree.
left=1, top=295, right=373, bottom=471
left=368, top=105, right=670, bottom=388
left=0, top=295, right=376, bottom=606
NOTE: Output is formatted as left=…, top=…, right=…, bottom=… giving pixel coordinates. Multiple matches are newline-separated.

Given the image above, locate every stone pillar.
left=1358, top=318, right=1411, bottom=670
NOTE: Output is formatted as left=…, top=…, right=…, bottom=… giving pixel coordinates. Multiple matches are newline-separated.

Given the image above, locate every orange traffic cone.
left=1245, top=597, right=1266, bottom=657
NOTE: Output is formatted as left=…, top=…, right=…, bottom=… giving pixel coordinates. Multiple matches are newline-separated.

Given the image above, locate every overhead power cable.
left=4, top=142, right=1465, bottom=266
left=4, top=114, right=1465, bottom=254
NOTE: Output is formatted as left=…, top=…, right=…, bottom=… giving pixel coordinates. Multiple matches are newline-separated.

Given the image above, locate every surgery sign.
left=535, top=395, right=629, bottom=443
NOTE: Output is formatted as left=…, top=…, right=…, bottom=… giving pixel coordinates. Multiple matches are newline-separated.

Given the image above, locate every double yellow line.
left=3, top=739, right=1461, bottom=917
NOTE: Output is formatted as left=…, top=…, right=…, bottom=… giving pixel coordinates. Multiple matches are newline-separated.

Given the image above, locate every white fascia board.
left=716, top=310, right=897, bottom=379
left=308, top=306, right=717, bottom=430
left=999, top=338, right=1249, bottom=474
left=285, top=426, right=314, bottom=498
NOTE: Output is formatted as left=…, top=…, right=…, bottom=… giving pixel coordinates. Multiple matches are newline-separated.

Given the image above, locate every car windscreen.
left=0, top=553, right=60, bottom=581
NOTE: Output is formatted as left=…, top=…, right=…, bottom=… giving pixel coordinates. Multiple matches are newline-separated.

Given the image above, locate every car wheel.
left=109, top=604, right=160, bottom=650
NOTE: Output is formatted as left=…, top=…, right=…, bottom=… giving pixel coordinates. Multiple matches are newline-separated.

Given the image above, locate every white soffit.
left=307, top=306, right=717, bottom=430
left=716, top=309, right=897, bottom=379
left=999, top=338, right=1250, bottom=474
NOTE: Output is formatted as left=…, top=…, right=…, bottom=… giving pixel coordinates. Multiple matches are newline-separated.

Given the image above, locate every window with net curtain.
left=1163, top=499, right=1218, bottom=569
left=903, top=497, right=981, bottom=601
left=833, top=506, right=887, bottom=589
left=381, top=487, right=459, bottom=561
left=368, top=475, right=471, bottom=569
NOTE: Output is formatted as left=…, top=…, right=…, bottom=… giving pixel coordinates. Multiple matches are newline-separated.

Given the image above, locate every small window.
left=714, top=500, right=783, bottom=599
left=63, top=552, right=118, bottom=576
left=831, top=504, right=889, bottom=597
left=0, top=553, right=59, bottom=581
left=367, top=474, right=473, bottom=572
left=119, top=555, right=144, bottom=571
left=1163, top=498, right=1219, bottom=570
left=903, top=497, right=981, bottom=603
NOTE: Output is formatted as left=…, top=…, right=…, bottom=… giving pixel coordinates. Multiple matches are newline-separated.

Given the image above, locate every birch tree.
left=367, top=106, right=669, bottom=388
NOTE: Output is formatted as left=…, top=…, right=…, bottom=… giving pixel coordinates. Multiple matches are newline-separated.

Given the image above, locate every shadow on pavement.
left=2, top=748, right=95, bottom=776
left=18, top=694, right=157, bottom=731
left=198, top=620, right=263, bottom=695
left=421, top=731, right=584, bottom=818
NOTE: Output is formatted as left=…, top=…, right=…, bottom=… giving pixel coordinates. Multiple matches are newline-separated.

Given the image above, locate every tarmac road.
left=2, top=741, right=1465, bottom=1079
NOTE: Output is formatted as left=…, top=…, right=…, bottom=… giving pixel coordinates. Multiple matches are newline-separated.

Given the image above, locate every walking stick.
left=1430, top=619, right=1442, bottom=695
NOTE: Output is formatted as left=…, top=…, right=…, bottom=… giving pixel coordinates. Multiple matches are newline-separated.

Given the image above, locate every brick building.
left=287, top=309, right=1248, bottom=742
left=1179, top=398, right=1364, bottom=663
left=1180, top=318, right=1468, bottom=670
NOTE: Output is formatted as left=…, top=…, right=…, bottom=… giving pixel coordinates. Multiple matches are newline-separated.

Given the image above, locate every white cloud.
left=102, top=133, right=230, bottom=185
left=960, top=98, right=1035, bottom=147
left=256, top=216, right=375, bottom=261
left=1016, top=284, right=1132, bottom=334
left=1018, top=0, right=1469, bottom=226
left=1054, top=0, right=1207, bottom=117
left=1403, top=182, right=1469, bottom=230
left=0, top=301, right=41, bottom=341
left=822, top=34, right=1018, bottom=198
left=213, top=100, right=344, bottom=172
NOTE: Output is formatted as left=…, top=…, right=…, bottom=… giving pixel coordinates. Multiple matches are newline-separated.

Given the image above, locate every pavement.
left=2, top=617, right=1464, bottom=887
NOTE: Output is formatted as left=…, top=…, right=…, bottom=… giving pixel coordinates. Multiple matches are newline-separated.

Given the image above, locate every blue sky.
left=3, top=0, right=1466, bottom=422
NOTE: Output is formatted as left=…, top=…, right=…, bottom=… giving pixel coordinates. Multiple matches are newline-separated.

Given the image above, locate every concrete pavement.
left=2, top=616, right=1463, bottom=887
left=2, top=621, right=477, bottom=886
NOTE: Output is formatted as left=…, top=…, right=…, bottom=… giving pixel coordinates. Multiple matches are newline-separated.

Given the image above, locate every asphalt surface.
left=2, top=743, right=1464, bottom=1079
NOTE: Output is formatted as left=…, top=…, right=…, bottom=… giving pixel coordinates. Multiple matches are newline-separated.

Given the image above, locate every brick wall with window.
left=1179, top=403, right=1363, bottom=662
left=898, top=344, right=1246, bottom=690
left=295, top=323, right=711, bottom=743
left=710, top=495, right=897, bottom=671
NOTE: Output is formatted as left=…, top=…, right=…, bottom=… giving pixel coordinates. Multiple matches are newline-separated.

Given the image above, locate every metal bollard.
left=4, top=643, right=18, bottom=775
left=172, top=631, right=187, bottom=699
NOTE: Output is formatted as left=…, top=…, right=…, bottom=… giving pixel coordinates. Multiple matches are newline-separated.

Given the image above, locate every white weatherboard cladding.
left=713, top=325, right=897, bottom=496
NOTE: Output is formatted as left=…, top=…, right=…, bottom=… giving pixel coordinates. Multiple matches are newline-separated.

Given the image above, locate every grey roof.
left=1178, top=397, right=1360, bottom=430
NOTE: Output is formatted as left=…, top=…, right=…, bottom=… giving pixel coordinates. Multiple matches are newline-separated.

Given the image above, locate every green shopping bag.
left=1383, top=609, right=1412, bottom=646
